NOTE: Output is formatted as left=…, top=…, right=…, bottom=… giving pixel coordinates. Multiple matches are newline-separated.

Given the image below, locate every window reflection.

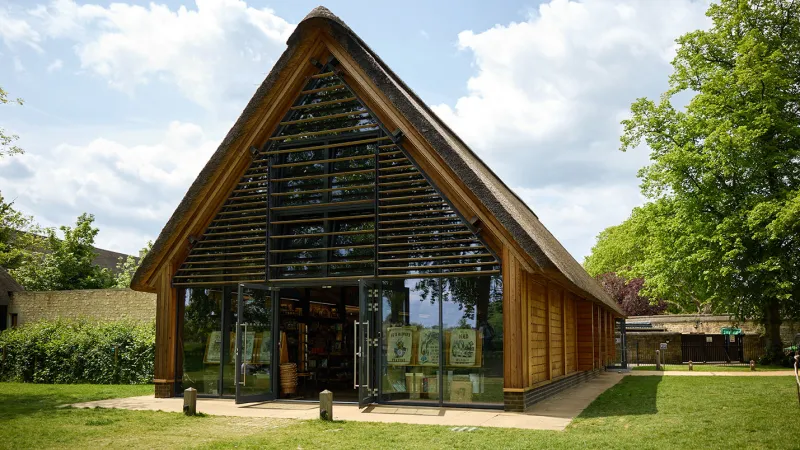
left=441, top=275, right=503, bottom=405
left=380, top=274, right=503, bottom=405
left=181, top=288, right=223, bottom=395
left=380, top=278, right=440, bottom=403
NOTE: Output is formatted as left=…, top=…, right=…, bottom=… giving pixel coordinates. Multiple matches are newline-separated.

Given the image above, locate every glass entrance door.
left=235, top=284, right=277, bottom=404
left=356, top=279, right=378, bottom=408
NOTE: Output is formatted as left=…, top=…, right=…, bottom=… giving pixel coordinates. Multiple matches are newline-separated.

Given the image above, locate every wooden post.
left=655, top=350, right=661, bottom=371
left=183, top=387, right=197, bottom=416
left=320, top=390, right=333, bottom=420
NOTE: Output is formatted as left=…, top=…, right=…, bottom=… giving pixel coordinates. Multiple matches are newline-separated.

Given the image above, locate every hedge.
left=0, top=319, right=155, bottom=384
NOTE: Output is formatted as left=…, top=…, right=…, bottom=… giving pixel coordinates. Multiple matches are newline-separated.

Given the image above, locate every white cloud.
left=46, top=58, right=63, bottom=72
left=434, top=0, right=711, bottom=259
left=0, top=121, right=219, bottom=254
left=19, top=0, right=295, bottom=108
left=0, top=7, right=42, bottom=51
left=514, top=184, right=645, bottom=261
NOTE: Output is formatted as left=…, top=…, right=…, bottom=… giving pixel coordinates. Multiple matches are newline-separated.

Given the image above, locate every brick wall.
left=627, top=315, right=800, bottom=343
left=7, top=289, right=156, bottom=326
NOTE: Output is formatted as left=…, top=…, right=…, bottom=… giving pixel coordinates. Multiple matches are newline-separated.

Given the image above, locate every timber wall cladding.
left=528, top=276, right=547, bottom=385
left=548, top=285, right=563, bottom=379
left=576, top=299, right=594, bottom=371
left=565, top=294, right=577, bottom=373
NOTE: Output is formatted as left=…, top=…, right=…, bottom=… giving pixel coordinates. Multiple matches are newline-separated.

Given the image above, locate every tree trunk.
left=763, top=299, right=783, bottom=360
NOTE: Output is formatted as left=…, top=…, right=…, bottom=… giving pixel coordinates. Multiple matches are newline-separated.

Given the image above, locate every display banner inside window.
left=380, top=274, right=503, bottom=406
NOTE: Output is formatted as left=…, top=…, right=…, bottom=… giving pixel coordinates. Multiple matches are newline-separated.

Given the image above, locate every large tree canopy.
left=589, top=0, right=799, bottom=358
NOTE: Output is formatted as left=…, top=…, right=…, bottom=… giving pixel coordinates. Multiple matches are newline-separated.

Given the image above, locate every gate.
left=681, top=334, right=744, bottom=363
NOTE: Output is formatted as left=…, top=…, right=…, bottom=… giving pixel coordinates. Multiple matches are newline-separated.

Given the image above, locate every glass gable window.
left=379, top=273, right=503, bottom=406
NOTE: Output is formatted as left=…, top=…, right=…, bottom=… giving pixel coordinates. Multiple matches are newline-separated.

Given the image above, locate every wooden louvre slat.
left=289, top=96, right=357, bottom=111
left=280, top=109, right=367, bottom=126
left=269, top=123, right=378, bottom=141
left=175, top=65, right=501, bottom=287
left=378, top=245, right=484, bottom=255
left=271, top=229, right=373, bottom=239
left=260, top=136, right=390, bottom=156
left=379, top=262, right=498, bottom=271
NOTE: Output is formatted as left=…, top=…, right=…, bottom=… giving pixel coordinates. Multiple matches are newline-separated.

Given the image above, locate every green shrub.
left=0, top=319, right=154, bottom=384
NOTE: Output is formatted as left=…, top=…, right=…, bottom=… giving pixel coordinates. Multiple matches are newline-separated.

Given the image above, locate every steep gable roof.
left=132, top=6, right=622, bottom=316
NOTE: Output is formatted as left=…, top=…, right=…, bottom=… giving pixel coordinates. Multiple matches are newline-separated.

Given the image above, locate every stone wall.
left=7, top=289, right=156, bottom=326
left=627, top=314, right=800, bottom=343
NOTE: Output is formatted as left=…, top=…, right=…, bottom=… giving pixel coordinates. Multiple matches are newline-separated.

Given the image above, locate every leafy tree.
left=584, top=201, right=714, bottom=314
left=595, top=272, right=669, bottom=317
left=114, top=241, right=152, bottom=288
left=0, top=86, right=23, bottom=157
left=0, top=193, right=41, bottom=270
left=13, top=213, right=116, bottom=290
left=617, top=0, right=800, bottom=359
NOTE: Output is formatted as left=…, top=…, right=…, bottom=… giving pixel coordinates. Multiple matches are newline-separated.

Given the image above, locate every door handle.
left=364, top=320, right=370, bottom=393
left=240, top=323, right=247, bottom=386
left=353, top=321, right=360, bottom=388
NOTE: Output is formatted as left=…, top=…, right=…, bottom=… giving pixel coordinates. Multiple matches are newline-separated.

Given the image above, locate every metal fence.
left=626, top=334, right=768, bottom=370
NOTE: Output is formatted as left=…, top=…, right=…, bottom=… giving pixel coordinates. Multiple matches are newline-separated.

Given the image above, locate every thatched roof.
left=132, top=6, right=623, bottom=316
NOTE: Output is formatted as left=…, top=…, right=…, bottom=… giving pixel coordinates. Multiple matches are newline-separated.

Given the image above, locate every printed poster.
left=386, top=327, right=413, bottom=366
left=242, top=331, right=256, bottom=363
left=417, top=328, right=440, bottom=366
left=449, top=329, right=477, bottom=366
left=257, top=332, right=271, bottom=364
left=204, top=331, right=222, bottom=363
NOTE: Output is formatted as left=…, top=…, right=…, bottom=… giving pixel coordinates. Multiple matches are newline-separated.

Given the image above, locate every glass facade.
left=179, top=273, right=502, bottom=405
left=380, top=278, right=441, bottom=404
left=380, top=274, right=503, bottom=406
left=181, top=287, right=224, bottom=395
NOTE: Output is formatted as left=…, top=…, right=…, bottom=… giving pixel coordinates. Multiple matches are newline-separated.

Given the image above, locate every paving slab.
left=69, top=372, right=625, bottom=431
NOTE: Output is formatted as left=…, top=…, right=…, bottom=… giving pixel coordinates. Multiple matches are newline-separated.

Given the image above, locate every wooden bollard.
left=750, top=360, right=755, bottom=371
left=655, top=350, right=661, bottom=371
left=183, top=387, right=197, bottom=416
left=320, top=390, right=333, bottom=421
left=688, top=361, right=693, bottom=371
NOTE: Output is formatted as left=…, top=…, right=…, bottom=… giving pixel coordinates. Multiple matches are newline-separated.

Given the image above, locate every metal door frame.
left=235, top=283, right=279, bottom=404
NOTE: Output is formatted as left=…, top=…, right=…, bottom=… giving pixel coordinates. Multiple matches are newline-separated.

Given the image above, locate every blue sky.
left=0, top=0, right=711, bottom=261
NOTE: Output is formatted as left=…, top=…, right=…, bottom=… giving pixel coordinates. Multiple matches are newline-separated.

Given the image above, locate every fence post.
left=656, top=350, right=661, bottom=371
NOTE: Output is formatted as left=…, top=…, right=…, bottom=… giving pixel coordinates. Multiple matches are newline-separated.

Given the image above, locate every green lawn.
left=631, top=364, right=790, bottom=371
left=1, top=377, right=797, bottom=449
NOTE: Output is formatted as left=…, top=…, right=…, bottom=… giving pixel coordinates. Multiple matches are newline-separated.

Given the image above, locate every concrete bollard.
left=750, top=360, right=756, bottom=371
left=655, top=350, right=661, bottom=371
left=688, top=360, right=693, bottom=371
left=320, top=390, right=333, bottom=421
left=183, top=387, right=197, bottom=416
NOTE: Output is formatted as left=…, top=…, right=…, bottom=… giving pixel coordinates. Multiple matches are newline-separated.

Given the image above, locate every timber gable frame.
left=132, top=6, right=625, bottom=404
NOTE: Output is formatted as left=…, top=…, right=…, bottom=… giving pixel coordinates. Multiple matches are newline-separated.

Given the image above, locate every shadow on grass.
left=0, top=392, right=73, bottom=421
left=577, top=376, right=662, bottom=418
